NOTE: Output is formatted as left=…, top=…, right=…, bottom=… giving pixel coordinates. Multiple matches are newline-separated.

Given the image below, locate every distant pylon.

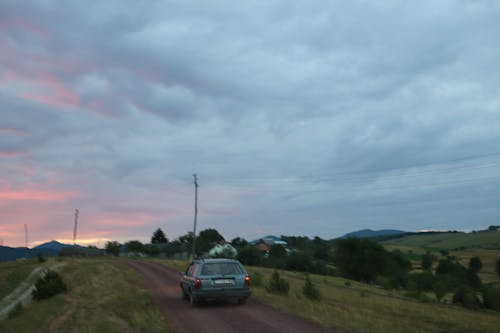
left=24, top=224, right=28, bottom=248
left=73, top=209, right=79, bottom=245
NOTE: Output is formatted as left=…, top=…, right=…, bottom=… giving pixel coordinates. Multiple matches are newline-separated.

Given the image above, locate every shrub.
left=251, top=271, right=263, bottom=287
left=105, top=241, right=121, bottom=256
left=266, top=271, right=290, bottom=295
left=237, top=246, right=263, bottom=266
left=496, top=259, right=500, bottom=277
left=302, top=275, right=321, bottom=301
left=483, top=286, right=500, bottom=311
left=452, top=286, right=481, bottom=309
left=32, top=270, right=67, bottom=300
left=433, top=278, right=448, bottom=302
left=468, top=257, right=482, bottom=273
left=37, top=253, right=46, bottom=263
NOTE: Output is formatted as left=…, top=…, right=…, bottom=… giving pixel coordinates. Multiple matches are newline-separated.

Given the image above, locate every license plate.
left=214, top=279, right=234, bottom=285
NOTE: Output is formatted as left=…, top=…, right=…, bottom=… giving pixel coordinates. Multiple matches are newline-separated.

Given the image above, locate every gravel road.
left=124, top=260, right=333, bottom=333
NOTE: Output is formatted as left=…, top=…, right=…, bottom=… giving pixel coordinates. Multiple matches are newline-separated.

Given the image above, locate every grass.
left=155, top=258, right=500, bottom=333
left=246, top=267, right=500, bottom=333
left=0, top=259, right=41, bottom=299
left=451, top=249, right=500, bottom=285
left=0, top=258, right=171, bottom=333
left=382, top=231, right=500, bottom=250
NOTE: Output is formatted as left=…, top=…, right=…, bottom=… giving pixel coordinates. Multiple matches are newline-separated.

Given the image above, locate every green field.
left=0, top=258, right=170, bottom=333
left=382, top=231, right=500, bottom=251
left=2, top=253, right=500, bottom=333
left=153, top=259, right=500, bottom=333
left=0, top=259, right=40, bottom=300
left=242, top=266, right=500, bottom=333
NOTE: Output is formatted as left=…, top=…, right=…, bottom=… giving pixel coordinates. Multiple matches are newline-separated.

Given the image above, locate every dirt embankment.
left=124, top=260, right=333, bottom=333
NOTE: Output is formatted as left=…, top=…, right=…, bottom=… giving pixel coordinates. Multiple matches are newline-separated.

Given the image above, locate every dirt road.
left=124, top=260, right=333, bottom=333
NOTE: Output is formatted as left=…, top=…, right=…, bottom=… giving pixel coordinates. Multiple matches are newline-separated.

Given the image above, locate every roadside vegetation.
left=0, top=260, right=40, bottom=299
left=0, top=258, right=170, bottom=333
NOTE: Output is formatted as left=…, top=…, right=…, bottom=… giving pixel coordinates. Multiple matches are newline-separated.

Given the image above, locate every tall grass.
left=245, top=266, right=500, bottom=333
left=0, top=258, right=170, bottom=333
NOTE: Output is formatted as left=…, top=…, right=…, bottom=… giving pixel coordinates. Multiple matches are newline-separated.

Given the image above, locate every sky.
left=1, top=1, right=500, bottom=248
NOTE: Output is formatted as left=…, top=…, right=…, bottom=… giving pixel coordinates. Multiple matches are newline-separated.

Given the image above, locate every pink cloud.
left=17, top=73, right=81, bottom=109
left=0, top=17, right=49, bottom=37
left=0, top=190, right=77, bottom=201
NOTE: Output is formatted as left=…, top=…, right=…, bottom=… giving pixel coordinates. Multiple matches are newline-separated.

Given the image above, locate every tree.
left=421, top=252, right=434, bottom=270
left=237, top=246, right=263, bottom=266
left=312, top=236, right=329, bottom=261
left=143, top=244, right=160, bottom=256
left=269, top=244, right=287, bottom=259
left=231, top=237, right=248, bottom=248
left=496, top=259, right=500, bottom=276
left=151, top=228, right=168, bottom=244
left=468, top=256, right=482, bottom=273
left=124, top=240, right=144, bottom=253
left=105, top=241, right=121, bottom=256
left=332, top=238, right=410, bottom=284
left=195, top=229, right=224, bottom=255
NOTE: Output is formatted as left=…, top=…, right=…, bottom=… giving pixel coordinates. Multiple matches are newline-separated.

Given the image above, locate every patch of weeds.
left=32, top=270, right=67, bottom=300
left=251, top=271, right=263, bottom=287
left=302, top=275, right=321, bottom=301
left=266, top=271, right=290, bottom=295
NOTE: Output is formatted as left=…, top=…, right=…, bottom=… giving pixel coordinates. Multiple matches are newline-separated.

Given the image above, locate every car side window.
left=186, top=263, right=195, bottom=276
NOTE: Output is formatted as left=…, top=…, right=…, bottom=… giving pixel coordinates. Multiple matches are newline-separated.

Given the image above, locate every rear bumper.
left=192, top=288, right=251, bottom=300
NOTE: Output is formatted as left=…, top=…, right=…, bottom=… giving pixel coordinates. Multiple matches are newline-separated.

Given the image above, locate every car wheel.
left=181, top=288, right=188, bottom=301
left=189, top=293, right=197, bottom=307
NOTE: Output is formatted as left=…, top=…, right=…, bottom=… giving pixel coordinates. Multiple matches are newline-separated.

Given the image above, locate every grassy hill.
left=0, top=258, right=170, bottom=333
left=154, top=259, right=500, bottom=333
left=382, top=231, right=500, bottom=251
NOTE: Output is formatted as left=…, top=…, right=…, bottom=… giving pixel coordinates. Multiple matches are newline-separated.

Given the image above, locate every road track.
left=124, top=260, right=333, bottom=333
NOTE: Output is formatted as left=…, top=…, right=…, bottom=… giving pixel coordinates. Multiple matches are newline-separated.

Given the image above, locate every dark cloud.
left=1, top=1, right=500, bottom=246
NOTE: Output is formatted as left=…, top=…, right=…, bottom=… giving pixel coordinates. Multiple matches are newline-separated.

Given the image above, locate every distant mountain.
left=340, top=229, right=407, bottom=239
left=0, top=240, right=85, bottom=262
left=0, top=246, right=30, bottom=262
left=34, top=240, right=73, bottom=251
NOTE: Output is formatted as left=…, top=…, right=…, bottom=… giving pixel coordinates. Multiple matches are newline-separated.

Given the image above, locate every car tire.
left=189, top=293, right=197, bottom=307
left=181, top=288, right=188, bottom=301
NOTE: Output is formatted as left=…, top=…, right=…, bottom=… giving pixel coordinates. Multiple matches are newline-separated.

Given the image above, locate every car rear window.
left=201, top=263, right=243, bottom=275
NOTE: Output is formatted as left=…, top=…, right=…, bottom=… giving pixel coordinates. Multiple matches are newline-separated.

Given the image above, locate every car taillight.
left=194, top=278, right=202, bottom=289
left=244, top=276, right=251, bottom=287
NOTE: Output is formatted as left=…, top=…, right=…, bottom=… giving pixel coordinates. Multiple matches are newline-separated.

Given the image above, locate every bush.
left=37, top=253, right=46, bottom=263
left=105, top=241, right=121, bottom=256
left=483, top=286, right=500, bottom=311
left=237, top=246, right=263, bottom=266
left=302, top=276, right=321, bottom=301
left=452, top=286, right=481, bottom=309
left=433, top=278, right=448, bottom=302
left=251, top=271, right=263, bottom=287
left=32, top=270, right=67, bottom=300
left=266, top=271, right=290, bottom=295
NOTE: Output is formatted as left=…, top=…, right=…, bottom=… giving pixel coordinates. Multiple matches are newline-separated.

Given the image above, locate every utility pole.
left=73, top=209, right=79, bottom=246
left=191, top=173, right=199, bottom=259
left=24, top=224, right=28, bottom=248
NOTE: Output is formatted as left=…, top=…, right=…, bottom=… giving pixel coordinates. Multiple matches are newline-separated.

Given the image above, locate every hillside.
left=382, top=230, right=500, bottom=250
left=340, top=229, right=406, bottom=239
left=0, top=241, right=85, bottom=262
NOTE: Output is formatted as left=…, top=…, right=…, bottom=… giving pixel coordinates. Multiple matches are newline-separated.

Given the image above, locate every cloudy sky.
left=1, top=1, right=500, bottom=247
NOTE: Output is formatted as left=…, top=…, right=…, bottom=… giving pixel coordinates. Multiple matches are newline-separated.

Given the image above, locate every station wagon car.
left=180, top=258, right=251, bottom=306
